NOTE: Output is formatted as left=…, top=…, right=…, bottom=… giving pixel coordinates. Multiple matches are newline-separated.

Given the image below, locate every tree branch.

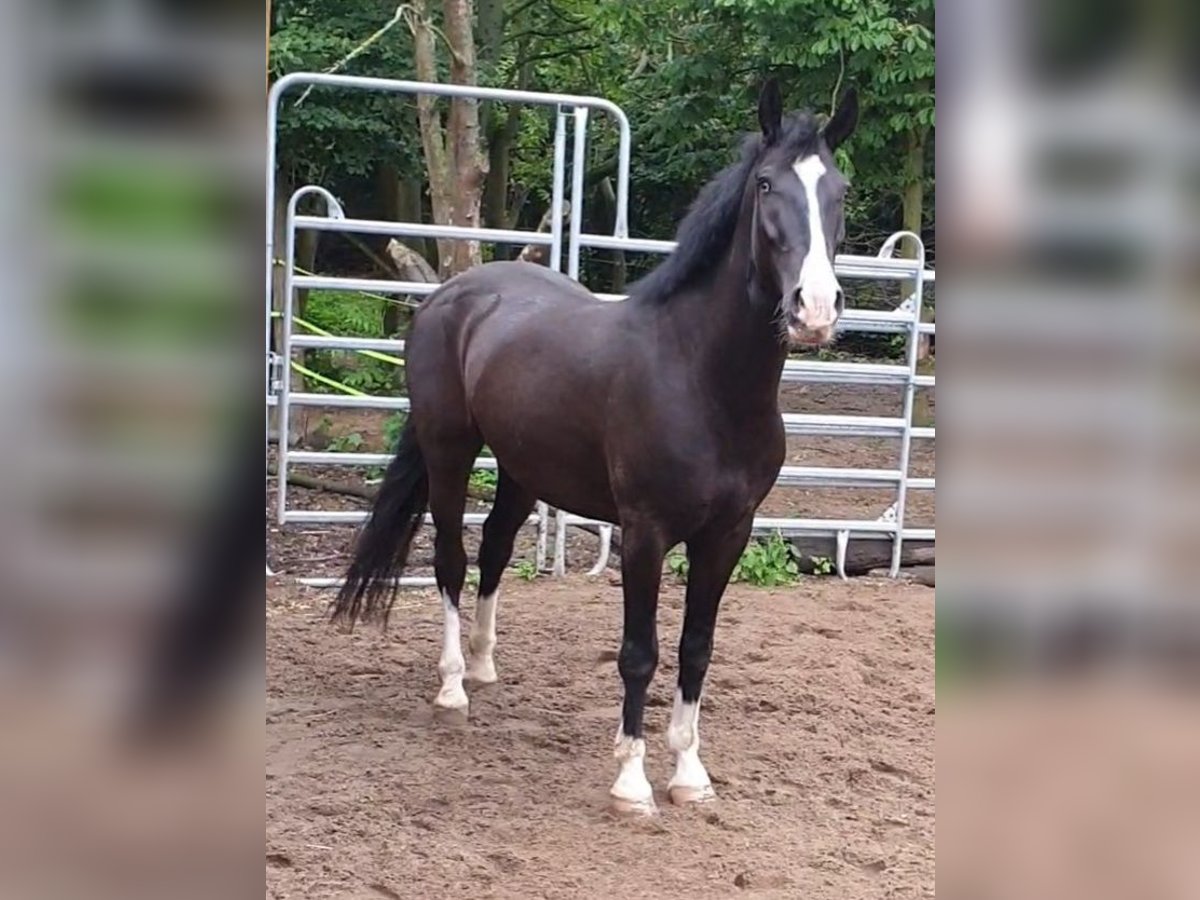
left=294, top=5, right=411, bottom=107
left=508, top=0, right=541, bottom=20
left=517, top=45, right=601, bottom=67
left=505, top=25, right=589, bottom=44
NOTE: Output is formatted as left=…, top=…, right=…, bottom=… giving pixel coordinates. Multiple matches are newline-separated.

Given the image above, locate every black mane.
left=628, top=112, right=822, bottom=304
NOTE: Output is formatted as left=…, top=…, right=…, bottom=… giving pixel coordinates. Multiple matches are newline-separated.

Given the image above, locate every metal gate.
left=266, top=73, right=935, bottom=587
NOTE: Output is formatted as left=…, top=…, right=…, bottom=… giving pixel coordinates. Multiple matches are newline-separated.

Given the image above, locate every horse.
left=332, top=78, right=859, bottom=815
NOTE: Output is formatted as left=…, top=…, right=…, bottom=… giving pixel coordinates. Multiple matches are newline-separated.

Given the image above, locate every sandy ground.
left=266, top=573, right=934, bottom=899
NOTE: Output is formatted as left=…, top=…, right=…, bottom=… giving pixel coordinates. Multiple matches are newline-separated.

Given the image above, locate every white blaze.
left=791, top=154, right=840, bottom=329
left=435, top=590, right=468, bottom=709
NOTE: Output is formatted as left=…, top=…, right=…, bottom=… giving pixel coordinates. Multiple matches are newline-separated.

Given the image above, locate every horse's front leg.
left=668, top=516, right=754, bottom=804
left=610, top=522, right=668, bottom=815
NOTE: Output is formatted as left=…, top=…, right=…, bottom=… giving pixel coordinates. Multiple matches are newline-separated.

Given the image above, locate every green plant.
left=469, top=468, right=498, bottom=493
left=809, top=555, right=835, bottom=576
left=305, top=290, right=384, bottom=337
left=666, top=534, right=802, bottom=587
left=383, top=412, right=408, bottom=449
left=731, top=533, right=800, bottom=587
left=328, top=431, right=365, bottom=452
left=465, top=569, right=480, bottom=590
left=667, top=547, right=690, bottom=581
left=513, top=559, right=538, bottom=581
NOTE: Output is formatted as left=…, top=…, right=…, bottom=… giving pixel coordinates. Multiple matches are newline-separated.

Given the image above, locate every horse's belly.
left=484, top=426, right=619, bottom=524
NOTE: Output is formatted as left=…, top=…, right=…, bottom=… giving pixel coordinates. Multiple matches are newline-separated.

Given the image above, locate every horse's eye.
left=757, top=178, right=771, bottom=194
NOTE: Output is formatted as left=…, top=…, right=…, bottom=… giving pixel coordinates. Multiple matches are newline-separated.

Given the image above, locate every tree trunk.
left=405, top=0, right=487, bottom=280
left=598, top=177, right=626, bottom=293
left=443, top=0, right=487, bottom=275
left=406, top=1, right=455, bottom=277
left=476, top=0, right=504, bottom=80
left=788, top=536, right=934, bottom=577
left=377, top=166, right=431, bottom=335
left=271, top=174, right=290, bottom=358
left=270, top=174, right=290, bottom=439
left=484, top=48, right=531, bottom=236
left=376, top=165, right=430, bottom=261
left=484, top=113, right=515, bottom=232
left=900, top=127, right=934, bottom=429
left=900, top=127, right=926, bottom=305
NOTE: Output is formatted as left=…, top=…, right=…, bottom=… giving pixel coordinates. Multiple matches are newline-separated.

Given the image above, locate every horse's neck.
left=682, top=221, right=787, bottom=409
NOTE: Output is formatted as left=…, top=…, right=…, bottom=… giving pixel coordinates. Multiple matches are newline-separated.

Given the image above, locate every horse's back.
left=421, top=260, right=596, bottom=316
left=406, top=261, right=629, bottom=520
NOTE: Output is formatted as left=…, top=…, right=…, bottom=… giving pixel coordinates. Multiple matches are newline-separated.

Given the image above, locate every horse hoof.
left=465, top=661, right=497, bottom=685
left=432, top=702, right=469, bottom=726
left=668, top=783, right=716, bottom=805
left=432, top=686, right=469, bottom=724
left=609, top=794, right=657, bottom=817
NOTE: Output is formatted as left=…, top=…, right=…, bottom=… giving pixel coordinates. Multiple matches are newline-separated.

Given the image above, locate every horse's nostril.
left=789, top=289, right=805, bottom=322
left=834, top=289, right=846, bottom=315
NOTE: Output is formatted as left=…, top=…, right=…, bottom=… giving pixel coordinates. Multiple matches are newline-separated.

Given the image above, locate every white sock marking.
left=435, top=589, right=468, bottom=709
left=791, top=154, right=840, bottom=329
left=611, top=726, right=654, bottom=808
left=467, top=590, right=498, bottom=683
left=667, top=689, right=713, bottom=796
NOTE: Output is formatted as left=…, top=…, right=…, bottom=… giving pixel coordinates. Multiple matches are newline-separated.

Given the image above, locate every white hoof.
left=432, top=690, right=469, bottom=725
left=465, top=657, right=497, bottom=685
left=611, top=733, right=655, bottom=815
left=434, top=684, right=469, bottom=711
left=610, top=792, right=658, bottom=816
left=668, top=781, right=716, bottom=805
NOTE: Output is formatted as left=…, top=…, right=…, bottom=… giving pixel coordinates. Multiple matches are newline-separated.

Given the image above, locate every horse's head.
left=751, top=79, right=858, bottom=347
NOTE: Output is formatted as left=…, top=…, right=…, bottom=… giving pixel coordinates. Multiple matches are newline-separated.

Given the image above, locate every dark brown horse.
left=332, top=79, right=859, bottom=814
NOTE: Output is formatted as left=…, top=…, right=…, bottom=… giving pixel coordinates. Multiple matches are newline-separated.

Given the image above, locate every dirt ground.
left=266, top=574, right=934, bottom=900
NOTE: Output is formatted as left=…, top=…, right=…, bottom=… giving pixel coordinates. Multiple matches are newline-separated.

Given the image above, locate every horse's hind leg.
left=427, top=435, right=484, bottom=717
left=468, top=468, right=536, bottom=685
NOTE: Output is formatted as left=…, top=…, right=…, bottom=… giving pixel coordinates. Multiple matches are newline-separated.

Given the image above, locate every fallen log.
left=788, top=535, right=934, bottom=576
left=270, top=465, right=496, bottom=504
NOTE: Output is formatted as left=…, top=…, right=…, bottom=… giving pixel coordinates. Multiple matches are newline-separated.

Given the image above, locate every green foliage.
left=469, top=468, right=499, bottom=493
left=731, top=532, right=800, bottom=587
left=513, top=559, right=539, bottom=581
left=667, top=532, right=802, bottom=587
left=271, top=0, right=934, bottom=297
left=328, top=431, right=365, bottom=453
left=304, top=290, right=383, bottom=336
left=383, top=412, right=408, bottom=449
left=271, top=0, right=422, bottom=182
left=667, top=548, right=690, bottom=580
left=809, top=555, right=835, bottom=576
left=302, top=289, right=399, bottom=395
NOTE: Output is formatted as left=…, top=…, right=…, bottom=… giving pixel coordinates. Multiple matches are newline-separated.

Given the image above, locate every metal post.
left=566, top=106, right=589, bottom=280
left=549, top=107, right=567, bottom=273
left=537, top=107, right=570, bottom=573
left=277, top=187, right=344, bottom=526
left=553, top=106, right=590, bottom=576
left=887, top=231, right=927, bottom=576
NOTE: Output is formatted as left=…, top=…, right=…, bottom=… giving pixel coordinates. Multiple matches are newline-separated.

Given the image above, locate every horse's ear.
left=757, top=77, right=782, bottom=145
left=823, top=87, right=859, bottom=151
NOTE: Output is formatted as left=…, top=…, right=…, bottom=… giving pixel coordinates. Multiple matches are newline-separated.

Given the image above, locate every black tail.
left=330, top=419, right=429, bottom=627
